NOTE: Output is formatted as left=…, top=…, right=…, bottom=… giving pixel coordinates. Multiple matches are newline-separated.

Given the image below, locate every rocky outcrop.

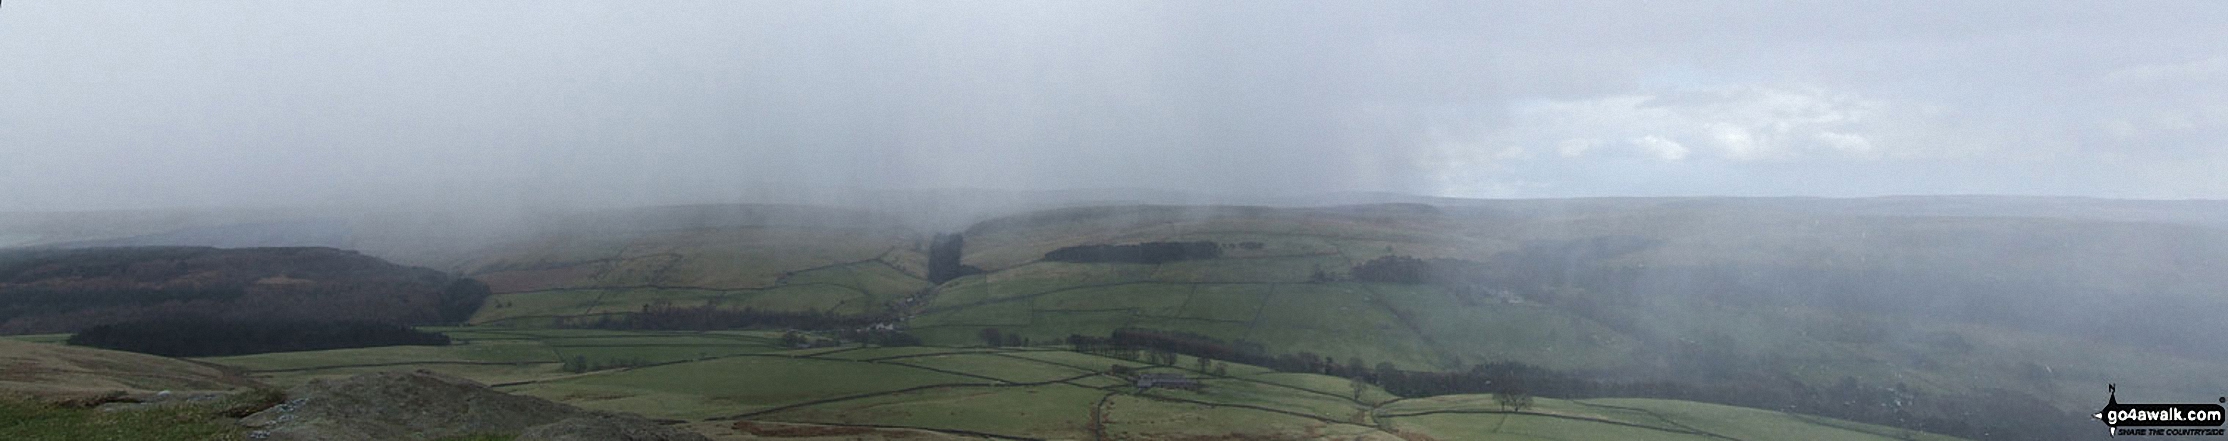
left=241, top=370, right=698, bottom=441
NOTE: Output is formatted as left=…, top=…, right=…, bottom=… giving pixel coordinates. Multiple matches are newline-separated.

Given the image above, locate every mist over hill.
left=11, top=1, right=2228, bottom=438
left=4, top=195, right=2222, bottom=438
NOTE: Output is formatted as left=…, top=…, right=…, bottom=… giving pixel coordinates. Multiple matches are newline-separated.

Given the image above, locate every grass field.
left=189, top=328, right=791, bottom=388
left=469, top=257, right=932, bottom=325
left=911, top=270, right=1629, bottom=372
left=909, top=207, right=1660, bottom=373
left=904, top=201, right=2228, bottom=438
left=466, top=226, right=921, bottom=290
left=1374, top=394, right=1971, bottom=441
left=0, top=394, right=265, bottom=441
left=0, top=323, right=1975, bottom=440
left=50, top=327, right=1953, bottom=440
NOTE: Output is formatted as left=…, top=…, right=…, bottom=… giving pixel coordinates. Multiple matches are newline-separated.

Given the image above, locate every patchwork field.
left=95, top=329, right=1973, bottom=440
left=910, top=256, right=1634, bottom=372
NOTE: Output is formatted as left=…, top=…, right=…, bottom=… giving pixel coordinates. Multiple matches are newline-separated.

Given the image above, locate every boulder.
left=240, top=370, right=583, bottom=441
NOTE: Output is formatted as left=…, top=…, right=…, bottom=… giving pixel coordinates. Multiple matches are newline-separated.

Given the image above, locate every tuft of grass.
left=212, top=388, right=287, bottom=418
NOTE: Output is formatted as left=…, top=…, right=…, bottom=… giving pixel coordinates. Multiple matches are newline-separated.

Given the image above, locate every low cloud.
left=2, top=1, right=2226, bottom=211
left=1510, top=85, right=1893, bottom=162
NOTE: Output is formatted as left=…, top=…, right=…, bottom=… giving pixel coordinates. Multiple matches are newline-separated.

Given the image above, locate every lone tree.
left=979, top=328, right=1004, bottom=347
left=1349, top=376, right=1369, bottom=401
left=1495, top=390, right=1534, bottom=412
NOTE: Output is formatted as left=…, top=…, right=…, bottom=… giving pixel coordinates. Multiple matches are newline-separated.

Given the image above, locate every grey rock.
left=239, top=370, right=585, bottom=441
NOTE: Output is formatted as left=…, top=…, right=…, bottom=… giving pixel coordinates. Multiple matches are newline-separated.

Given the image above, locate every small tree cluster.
left=1145, top=349, right=1179, bottom=365
left=562, top=355, right=650, bottom=373
left=67, top=317, right=449, bottom=357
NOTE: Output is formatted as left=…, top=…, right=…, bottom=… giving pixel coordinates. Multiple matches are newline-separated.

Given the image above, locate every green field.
left=155, top=328, right=1974, bottom=440
left=911, top=267, right=1628, bottom=372
left=1372, top=395, right=1969, bottom=441
left=190, top=328, right=792, bottom=388
left=904, top=202, right=2228, bottom=441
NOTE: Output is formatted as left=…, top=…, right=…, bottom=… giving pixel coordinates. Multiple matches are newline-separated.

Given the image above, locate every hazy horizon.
left=5, top=1, right=2226, bottom=212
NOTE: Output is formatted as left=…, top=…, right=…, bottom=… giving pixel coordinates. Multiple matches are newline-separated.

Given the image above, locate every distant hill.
left=0, top=247, right=487, bottom=334
left=910, top=200, right=2227, bottom=439
left=456, top=204, right=934, bottom=326
left=50, top=220, right=353, bottom=250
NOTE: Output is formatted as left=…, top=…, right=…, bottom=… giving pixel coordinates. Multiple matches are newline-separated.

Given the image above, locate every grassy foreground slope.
left=0, top=340, right=261, bottom=401
left=167, top=330, right=1964, bottom=440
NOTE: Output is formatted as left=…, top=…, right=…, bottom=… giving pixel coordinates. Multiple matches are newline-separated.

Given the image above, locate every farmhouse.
left=1135, top=373, right=1202, bottom=391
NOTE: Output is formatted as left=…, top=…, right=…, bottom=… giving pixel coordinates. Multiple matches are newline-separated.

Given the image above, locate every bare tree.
left=1495, top=390, right=1533, bottom=412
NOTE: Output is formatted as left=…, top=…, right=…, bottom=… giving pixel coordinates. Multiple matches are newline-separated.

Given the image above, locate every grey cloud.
left=2, top=1, right=2226, bottom=213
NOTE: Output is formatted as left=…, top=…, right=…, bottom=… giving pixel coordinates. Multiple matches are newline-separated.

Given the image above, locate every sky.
left=3, top=1, right=2226, bottom=212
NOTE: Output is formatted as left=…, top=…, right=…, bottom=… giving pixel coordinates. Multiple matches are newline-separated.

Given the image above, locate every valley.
left=7, top=198, right=2226, bottom=440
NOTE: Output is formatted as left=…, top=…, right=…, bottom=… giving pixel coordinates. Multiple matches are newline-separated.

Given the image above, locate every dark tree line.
left=0, top=247, right=490, bottom=334
left=927, top=233, right=983, bottom=283
left=562, top=355, right=651, bottom=373
left=66, top=316, right=449, bottom=357
left=1349, top=255, right=1432, bottom=284
left=1042, top=241, right=1223, bottom=264
left=838, top=328, right=923, bottom=347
